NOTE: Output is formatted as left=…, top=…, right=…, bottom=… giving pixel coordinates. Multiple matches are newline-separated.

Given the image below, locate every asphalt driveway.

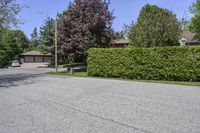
left=0, top=68, right=200, bottom=133
left=20, top=63, right=50, bottom=68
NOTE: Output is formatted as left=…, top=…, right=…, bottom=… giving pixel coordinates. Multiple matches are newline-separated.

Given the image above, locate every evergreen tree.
left=128, top=4, right=181, bottom=47
left=30, top=27, right=39, bottom=49
left=39, top=17, right=55, bottom=53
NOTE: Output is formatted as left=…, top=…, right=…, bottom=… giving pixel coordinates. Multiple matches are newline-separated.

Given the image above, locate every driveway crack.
left=46, top=100, right=152, bottom=133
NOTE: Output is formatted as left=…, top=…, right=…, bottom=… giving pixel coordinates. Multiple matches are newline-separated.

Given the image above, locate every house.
left=112, top=39, right=129, bottom=48
left=20, top=51, right=52, bottom=63
left=180, top=31, right=199, bottom=46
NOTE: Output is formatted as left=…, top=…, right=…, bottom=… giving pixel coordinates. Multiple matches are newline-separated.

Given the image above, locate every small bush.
left=87, top=46, right=200, bottom=81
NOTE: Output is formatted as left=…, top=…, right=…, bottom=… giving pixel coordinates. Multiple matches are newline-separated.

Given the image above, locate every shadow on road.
left=0, top=73, right=43, bottom=88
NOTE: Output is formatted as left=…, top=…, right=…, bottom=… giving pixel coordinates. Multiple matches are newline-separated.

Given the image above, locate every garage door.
left=35, top=56, right=43, bottom=62
left=25, top=56, right=34, bottom=63
left=44, top=57, right=51, bottom=62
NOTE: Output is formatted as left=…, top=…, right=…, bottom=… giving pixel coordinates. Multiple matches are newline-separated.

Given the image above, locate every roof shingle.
left=20, top=51, right=44, bottom=56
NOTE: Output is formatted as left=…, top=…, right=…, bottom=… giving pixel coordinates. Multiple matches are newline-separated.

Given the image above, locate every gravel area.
left=0, top=68, right=200, bottom=133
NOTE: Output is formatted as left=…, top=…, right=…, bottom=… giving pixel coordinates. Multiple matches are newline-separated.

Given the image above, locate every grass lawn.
left=138, top=80, right=200, bottom=87
left=48, top=72, right=200, bottom=87
left=48, top=71, right=88, bottom=77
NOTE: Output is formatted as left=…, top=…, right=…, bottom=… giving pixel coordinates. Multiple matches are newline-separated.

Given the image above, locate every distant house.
left=180, top=31, right=199, bottom=46
left=20, top=51, right=52, bottom=63
left=112, top=39, right=129, bottom=48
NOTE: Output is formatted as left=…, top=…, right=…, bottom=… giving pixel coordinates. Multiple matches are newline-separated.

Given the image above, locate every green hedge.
left=87, top=46, right=200, bottom=81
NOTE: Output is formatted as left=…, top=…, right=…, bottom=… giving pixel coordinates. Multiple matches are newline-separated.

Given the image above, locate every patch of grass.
left=48, top=72, right=200, bottom=87
left=49, top=62, right=85, bottom=68
left=137, top=80, right=200, bottom=87
left=48, top=72, right=88, bottom=77
left=63, top=62, right=84, bottom=68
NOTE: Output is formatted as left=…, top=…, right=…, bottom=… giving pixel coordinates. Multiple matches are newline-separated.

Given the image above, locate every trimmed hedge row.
left=87, top=46, right=200, bottom=81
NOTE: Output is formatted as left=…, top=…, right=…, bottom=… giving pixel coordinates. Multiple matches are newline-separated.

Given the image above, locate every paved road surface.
left=0, top=68, right=200, bottom=133
left=20, top=63, right=50, bottom=68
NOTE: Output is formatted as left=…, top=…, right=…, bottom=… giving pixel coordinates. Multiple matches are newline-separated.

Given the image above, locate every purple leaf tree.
left=58, top=0, right=114, bottom=62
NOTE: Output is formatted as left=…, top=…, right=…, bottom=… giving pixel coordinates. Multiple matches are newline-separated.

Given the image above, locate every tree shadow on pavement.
left=0, top=73, right=44, bottom=88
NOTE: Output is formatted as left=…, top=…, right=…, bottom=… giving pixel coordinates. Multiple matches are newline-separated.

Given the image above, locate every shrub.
left=87, top=46, right=200, bottom=81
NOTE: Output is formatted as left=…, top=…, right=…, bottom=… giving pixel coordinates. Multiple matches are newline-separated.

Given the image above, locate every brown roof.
left=182, top=31, right=197, bottom=42
left=20, top=51, right=52, bottom=56
left=21, top=51, right=43, bottom=56
left=112, top=39, right=129, bottom=45
left=46, top=53, right=52, bottom=56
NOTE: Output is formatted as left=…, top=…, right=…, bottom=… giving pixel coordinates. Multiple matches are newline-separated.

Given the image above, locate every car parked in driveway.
left=11, top=60, right=21, bottom=67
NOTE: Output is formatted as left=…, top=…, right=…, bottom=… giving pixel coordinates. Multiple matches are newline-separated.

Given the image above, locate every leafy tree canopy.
left=12, top=29, right=30, bottom=50
left=0, top=29, right=23, bottom=67
left=58, top=0, right=114, bottom=61
left=128, top=4, right=181, bottom=47
left=0, top=0, right=21, bottom=27
left=189, top=0, right=200, bottom=39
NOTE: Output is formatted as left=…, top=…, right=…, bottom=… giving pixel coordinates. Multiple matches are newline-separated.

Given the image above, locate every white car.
left=11, top=60, right=21, bottom=67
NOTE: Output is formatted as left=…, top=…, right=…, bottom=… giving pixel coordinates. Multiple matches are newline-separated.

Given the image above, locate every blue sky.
left=17, top=0, right=194, bottom=37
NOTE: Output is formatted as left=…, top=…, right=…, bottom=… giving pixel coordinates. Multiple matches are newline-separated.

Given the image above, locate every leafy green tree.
left=30, top=27, right=39, bottom=49
left=0, top=0, right=23, bottom=67
left=0, top=0, right=21, bottom=27
left=1, top=30, right=22, bottom=57
left=39, top=17, right=55, bottom=53
left=58, top=0, right=114, bottom=62
left=128, top=4, right=181, bottom=47
left=189, top=0, right=200, bottom=39
left=13, top=29, right=30, bottom=50
left=0, top=41, right=8, bottom=67
left=0, top=29, right=22, bottom=67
